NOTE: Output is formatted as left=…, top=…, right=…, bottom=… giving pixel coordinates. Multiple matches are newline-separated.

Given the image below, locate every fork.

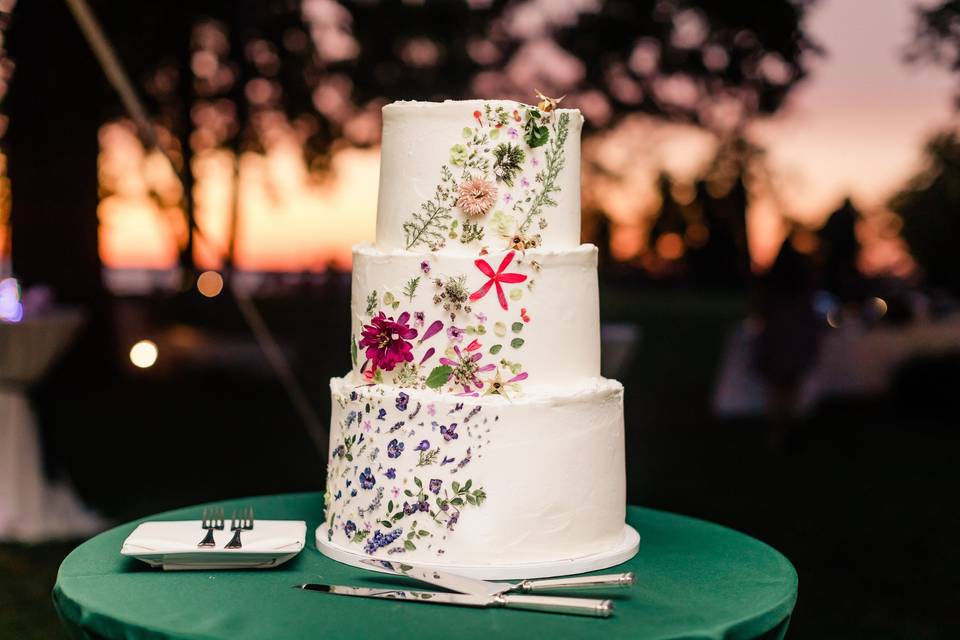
left=224, top=507, right=255, bottom=549
left=197, top=508, right=225, bottom=548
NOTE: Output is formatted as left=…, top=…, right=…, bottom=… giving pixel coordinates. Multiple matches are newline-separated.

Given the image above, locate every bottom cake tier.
left=321, top=376, right=628, bottom=568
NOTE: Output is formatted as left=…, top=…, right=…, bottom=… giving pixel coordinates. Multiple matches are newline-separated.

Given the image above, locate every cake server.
left=360, top=559, right=635, bottom=597
left=294, top=583, right=614, bottom=617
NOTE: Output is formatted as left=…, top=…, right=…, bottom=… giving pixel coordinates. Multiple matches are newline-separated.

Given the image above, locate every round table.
left=54, top=492, right=798, bottom=640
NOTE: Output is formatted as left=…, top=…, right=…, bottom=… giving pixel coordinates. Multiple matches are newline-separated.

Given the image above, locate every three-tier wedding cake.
left=318, top=98, right=638, bottom=578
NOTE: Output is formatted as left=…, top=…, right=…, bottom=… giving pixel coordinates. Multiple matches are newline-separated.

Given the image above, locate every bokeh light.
left=129, top=340, right=159, bottom=368
left=197, top=270, right=224, bottom=297
left=0, top=276, right=22, bottom=323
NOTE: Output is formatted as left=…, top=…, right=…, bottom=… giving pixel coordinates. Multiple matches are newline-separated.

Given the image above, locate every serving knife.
left=360, top=559, right=635, bottom=597
left=295, top=583, right=614, bottom=617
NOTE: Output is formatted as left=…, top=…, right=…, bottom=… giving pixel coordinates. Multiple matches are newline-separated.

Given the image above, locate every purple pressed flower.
left=421, top=319, right=444, bottom=343
left=359, top=311, right=418, bottom=372
left=520, top=176, right=530, bottom=188
left=344, top=520, right=357, bottom=538
left=440, top=424, right=459, bottom=441
left=507, top=127, right=519, bottom=139
left=418, top=500, right=430, bottom=512
left=429, top=478, right=442, bottom=494
left=447, top=325, right=465, bottom=342
left=359, top=467, right=375, bottom=490
left=391, top=486, right=400, bottom=498
left=387, top=439, right=404, bottom=459
left=439, top=345, right=497, bottom=393
left=364, top=527, right=403, bottom=554
left=414, top=439, right=430, bottom=451
left=413, top=311, right=425, bottom=328
left=377, top=408, right=386, bottom=420
left=385, top=468, right=396, bottom=479
left=427, top=404, right=436, bottom=416
left=396, top=392, right=409, bottom=411
left=403, top=501, right=417, bottom=515
left=420, top=260, right=431, bottom=274
left=503, top=193, right=512, bottom=204
left=474, top=312, right=487, bottom=323
left=441, top=456, right=455, bottom=466
left=447, top=512, right=460, bottom=530
left=419, top=347, right=436, bottom=365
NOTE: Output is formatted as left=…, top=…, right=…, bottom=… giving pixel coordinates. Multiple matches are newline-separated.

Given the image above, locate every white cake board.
left=315, top=524, right=640, bottom=580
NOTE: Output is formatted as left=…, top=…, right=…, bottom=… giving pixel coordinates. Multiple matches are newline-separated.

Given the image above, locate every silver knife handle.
left=497, top=594, right=614, bottom=617
left=518, top=572, right=635, bottom=593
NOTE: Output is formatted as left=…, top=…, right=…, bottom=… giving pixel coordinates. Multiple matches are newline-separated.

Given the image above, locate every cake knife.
left=360, top=559, right=635, bottom=597
left=294, top=583, right=614, bottom=617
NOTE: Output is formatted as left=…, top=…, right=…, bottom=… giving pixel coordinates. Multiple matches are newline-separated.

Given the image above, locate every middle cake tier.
left=349, top=242, right=600, bottom=391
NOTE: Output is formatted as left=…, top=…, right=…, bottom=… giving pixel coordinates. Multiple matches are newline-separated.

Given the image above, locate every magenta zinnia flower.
left=360, top=311, right=418, bottom=371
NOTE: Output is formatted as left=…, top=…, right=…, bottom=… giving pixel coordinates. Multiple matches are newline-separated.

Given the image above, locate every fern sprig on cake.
left=520, top=111, right=570, bottom=233
left=403, top=165, right=456, bottom=250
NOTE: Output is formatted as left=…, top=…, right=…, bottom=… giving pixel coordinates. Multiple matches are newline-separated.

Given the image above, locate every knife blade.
left=295, top=583, right=613, bottom=617
left=360, top=559, right=636, bottom=597
left=360, top=559, right=504, bottom=596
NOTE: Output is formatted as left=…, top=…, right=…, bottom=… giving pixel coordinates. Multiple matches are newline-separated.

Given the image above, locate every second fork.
left=224, top=507, right=255, bottom=549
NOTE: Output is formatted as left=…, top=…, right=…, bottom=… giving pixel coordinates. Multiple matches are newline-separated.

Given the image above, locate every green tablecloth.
left=53, top=492, right=797, bottom=640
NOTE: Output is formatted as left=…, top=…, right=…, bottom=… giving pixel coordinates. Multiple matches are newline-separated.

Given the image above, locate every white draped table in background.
left=0, top=311, right=107, bottom=542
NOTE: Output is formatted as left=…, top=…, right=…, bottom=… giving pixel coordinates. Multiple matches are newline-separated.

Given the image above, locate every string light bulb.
left=129, top=340, right=158, bottom=368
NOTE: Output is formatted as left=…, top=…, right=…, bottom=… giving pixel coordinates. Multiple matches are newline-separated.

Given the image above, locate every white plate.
left=315, top=524, right=640, bottom=580
left=121, top=520, right=306, bottom=570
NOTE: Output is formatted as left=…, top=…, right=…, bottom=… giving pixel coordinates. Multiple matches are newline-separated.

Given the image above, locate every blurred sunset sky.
left=95, top=0, right=956, bottom=274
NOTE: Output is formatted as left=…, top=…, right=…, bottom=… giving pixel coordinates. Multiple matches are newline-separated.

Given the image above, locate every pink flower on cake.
left=359, top=311, right=418, bottom=371
left=469, top=251, right=527, bottom=310
left=456, top=177, right=497, bottom=217
left=439, top=344, right=496, bottom=393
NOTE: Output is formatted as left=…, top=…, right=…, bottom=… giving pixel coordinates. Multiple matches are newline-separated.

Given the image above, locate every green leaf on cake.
left=511, top=322, right=523, bottom=333
left=404, top=540, right=416, bottom=551
left=524, top=109, right=550, bottom=148
left=489, top=344, right=502, bottom=355
left=492, top=143, right=525, bottom=187
left=402, top=276, right=420, bottom=302
left=425, top=365, right=453, bottom=389
left=510, top=338, right=525, bottom=349
left=350, top=335, right=358, bottom=365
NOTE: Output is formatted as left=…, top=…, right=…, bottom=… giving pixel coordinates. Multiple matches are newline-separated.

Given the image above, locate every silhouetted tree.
left=816, top=197, right=865, bottom=302
left=6, top=0, right=819, bottom=296
left=889, top=132, right=960, bottom=296
left=647, top=172, right=688, bottom=276
left=686, top=176, right=750, bottom=289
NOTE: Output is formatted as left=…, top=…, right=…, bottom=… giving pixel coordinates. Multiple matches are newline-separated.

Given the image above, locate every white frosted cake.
left=319, top=99, right=636, bottom=576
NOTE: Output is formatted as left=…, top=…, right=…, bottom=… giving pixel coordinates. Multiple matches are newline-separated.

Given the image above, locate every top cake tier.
left=376, top=99, right=584, bottom=255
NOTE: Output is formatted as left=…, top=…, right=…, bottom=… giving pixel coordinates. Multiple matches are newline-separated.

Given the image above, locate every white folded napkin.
left=123, top=520, right=305, bottom=553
